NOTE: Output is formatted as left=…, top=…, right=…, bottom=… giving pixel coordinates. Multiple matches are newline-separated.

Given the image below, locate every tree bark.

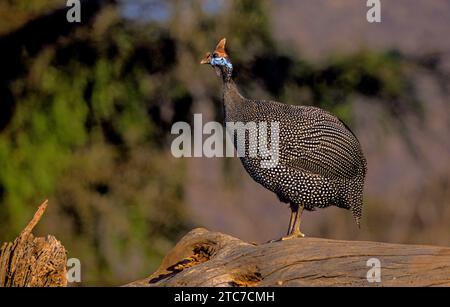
left=0, top=200, right=67, bottom=287
left=126, top=228, right=450, bottom=287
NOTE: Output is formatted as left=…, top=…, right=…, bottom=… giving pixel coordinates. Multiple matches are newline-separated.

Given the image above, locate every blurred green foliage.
left=0, top=2, right=192, bottom=284
left=0, top=0, right=419, bottom=285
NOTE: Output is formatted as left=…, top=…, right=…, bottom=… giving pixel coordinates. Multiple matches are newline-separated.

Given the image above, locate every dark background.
left=0, top=0, right=449, bottom=285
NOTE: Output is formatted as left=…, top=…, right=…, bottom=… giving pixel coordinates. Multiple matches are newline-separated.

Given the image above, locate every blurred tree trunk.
left=127, top=228, right=450, bottom=287
left=0, top=200, right=67, bottom=287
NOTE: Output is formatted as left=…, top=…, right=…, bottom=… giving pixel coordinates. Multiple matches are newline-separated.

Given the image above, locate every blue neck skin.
left=210, top=56, right=233, bottom=70
left=210, top=56, right=233, bottom=81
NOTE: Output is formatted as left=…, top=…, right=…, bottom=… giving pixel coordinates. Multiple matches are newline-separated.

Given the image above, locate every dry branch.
left=0, top=200, right=67, bottom=287
left=126, top=228, right=450, bottom=287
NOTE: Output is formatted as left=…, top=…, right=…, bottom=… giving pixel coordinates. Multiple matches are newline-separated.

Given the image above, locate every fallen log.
left=126, top=228, right=450, bottom=287
left=2, top=208, right=449, bottom=287
left=0, top=200, right=67, bottom=287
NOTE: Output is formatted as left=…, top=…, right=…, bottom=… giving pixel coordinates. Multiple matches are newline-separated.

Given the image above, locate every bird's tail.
left=340, top=177, right=364, bottom=227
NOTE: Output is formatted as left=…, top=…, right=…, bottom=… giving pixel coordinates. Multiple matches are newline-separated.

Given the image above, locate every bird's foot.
left=265, top=232, right=305, bottom=243
left=281, top=232, right=305, bottom=241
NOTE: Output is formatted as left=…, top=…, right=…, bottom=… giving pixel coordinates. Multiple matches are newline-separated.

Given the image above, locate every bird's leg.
left=286, top=207, right=297, bottom=236
left=282, top=204, right=305, bottom=240
left=291, top=205, right=305, bottom=237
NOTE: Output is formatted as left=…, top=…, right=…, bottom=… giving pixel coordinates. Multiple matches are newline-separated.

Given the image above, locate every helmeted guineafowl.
left=201, top=38, right=367, bottom=239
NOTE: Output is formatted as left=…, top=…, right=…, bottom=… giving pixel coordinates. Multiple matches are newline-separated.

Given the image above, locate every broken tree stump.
left=0, top=200, right=67, bottom=287
left=126, top=228, right=450, bottom=287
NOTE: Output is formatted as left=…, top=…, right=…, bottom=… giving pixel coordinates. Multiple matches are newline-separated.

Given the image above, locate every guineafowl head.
left=200, top=38, right=233, bottom=81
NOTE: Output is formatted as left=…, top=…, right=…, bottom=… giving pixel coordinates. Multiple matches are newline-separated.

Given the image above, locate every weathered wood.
left=0, top=200, right=67, bottom=287
left=126, top=228, right=450, bottom=287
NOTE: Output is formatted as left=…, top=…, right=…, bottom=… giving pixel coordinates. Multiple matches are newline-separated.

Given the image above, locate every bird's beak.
left=200, top=52, right=212, bottom=65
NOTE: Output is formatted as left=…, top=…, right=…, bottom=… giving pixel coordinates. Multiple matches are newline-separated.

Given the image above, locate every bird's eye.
left=212, top=53, right=218, bottom=58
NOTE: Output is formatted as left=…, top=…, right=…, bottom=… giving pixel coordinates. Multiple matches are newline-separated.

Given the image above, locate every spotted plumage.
left=201, top=38, right=367, bottom=238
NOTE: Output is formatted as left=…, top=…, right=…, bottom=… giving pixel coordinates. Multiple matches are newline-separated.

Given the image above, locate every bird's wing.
left=282, top=114, right=365, bottom=180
